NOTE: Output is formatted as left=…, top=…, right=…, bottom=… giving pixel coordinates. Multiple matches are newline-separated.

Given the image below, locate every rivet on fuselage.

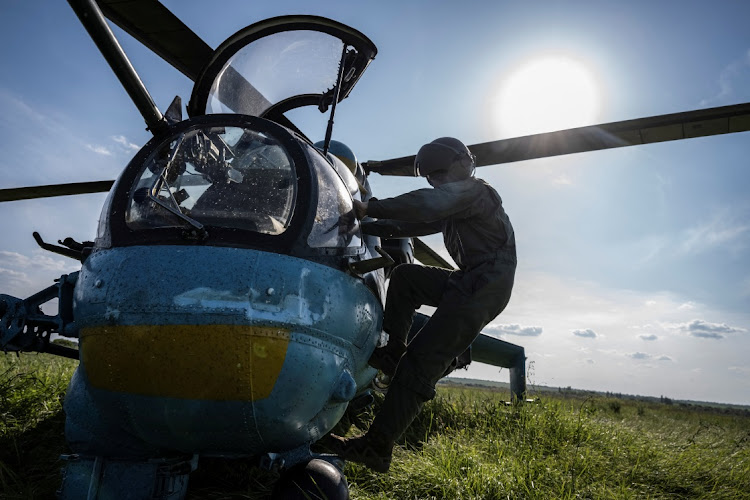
left=94, top=280, right=103, bottom=288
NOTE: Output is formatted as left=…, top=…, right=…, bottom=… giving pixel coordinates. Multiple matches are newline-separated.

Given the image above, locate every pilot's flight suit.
left=361, top=175, right=516, bottom=444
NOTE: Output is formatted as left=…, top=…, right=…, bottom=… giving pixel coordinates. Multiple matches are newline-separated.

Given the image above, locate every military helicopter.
left=1, top=0, right=749, bottom=498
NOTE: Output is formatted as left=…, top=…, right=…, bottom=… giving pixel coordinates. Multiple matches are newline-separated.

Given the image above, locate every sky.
left=1, top=1, right=749, bottom=405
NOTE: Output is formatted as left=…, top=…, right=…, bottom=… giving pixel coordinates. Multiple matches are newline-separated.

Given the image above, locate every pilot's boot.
left=322, top=431, right=394, bottom=473
left=368, top=341, right=405, bottom=378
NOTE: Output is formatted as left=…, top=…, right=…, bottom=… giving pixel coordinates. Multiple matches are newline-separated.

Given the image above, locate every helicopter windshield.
left=205, top=30, right=343, bottom=117
left=126, top=125, right=296, bottom=235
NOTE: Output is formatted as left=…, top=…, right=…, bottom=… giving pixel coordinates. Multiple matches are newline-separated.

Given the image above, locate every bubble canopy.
left=101, top=114, right=364, bottom=260
left=188, top=16, right=377, bottom=121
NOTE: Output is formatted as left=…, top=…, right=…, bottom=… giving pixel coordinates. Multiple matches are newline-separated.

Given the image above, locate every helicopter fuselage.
left=67, top=244, right=380, bottom=457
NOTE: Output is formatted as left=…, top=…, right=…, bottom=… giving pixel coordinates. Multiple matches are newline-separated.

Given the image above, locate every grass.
left=347, top=389, right=750, bottom=499
left=0, top=351, right=77, bottom=498
left=1, top=353, right=749, bottom=499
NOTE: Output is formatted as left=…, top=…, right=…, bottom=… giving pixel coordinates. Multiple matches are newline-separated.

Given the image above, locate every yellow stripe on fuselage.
left=80, top=325, right=290, bottom=401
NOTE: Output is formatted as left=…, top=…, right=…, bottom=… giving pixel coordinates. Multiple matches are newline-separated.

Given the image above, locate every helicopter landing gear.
left=272, top=458, right=349, bottom=499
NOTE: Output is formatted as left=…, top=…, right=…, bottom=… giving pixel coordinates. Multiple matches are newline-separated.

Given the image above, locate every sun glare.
left=495, top=56, right=601, bottom=138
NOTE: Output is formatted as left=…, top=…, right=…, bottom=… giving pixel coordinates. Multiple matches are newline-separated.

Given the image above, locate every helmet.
left=414, top=137, right=475, bottom=177
left=314, top=139, right=358, bottom=174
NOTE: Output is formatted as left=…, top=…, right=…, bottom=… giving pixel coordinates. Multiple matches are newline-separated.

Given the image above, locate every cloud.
left=679, top=319, right=746, bottom=339
left=728, top=366, right=750, bottom=376
left=629, top=352, right=651, bottom=360
left=677, top=319, right=746, bottom=339
left=0, top=267, right=31, bottom=287
left=483, top=323, right=543, bottom=337
left=572, top=328, right=597, bottom=339
left=639, top=334, right=658, bottom=341
left=0, top=250, right=70, bottom=274
left=700, top=48, right=750, bottom=106
left=112, top=135, right=141, bottom=152
left=553, top=175, right=572, bottom=186
left=657, top=356, right=673, bottom=362
left=86, top=144, right=113, bottom=156
left=678, top=211, right=750, bottom=257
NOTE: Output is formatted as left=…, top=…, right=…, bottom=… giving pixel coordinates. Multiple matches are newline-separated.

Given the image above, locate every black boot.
left=322, top=432, right=394, bottom=473
left=368, top=343, right=405, bottom=378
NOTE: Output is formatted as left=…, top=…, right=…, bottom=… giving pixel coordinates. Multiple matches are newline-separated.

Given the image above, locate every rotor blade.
left=365, top=101, right=750, bottom=176
left=98, top=0, right=213, bottom=81
left=0, top=181, right=114, bottom=202
left=413, top=237, right=455, bottom=270
left=471, top=333, right=525, bottom=368
left=470, top=332, right=526, bottom=399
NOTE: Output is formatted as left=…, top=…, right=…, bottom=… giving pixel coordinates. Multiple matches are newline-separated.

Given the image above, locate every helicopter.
left=1, top=1, right=749, bottom=498
left=0, top=0, right=530, bottom=498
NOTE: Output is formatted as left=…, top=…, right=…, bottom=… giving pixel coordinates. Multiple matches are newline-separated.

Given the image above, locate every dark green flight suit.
left=362, top=176, right=516, bottom=442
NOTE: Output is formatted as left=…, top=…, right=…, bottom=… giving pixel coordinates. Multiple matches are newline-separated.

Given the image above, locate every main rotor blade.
left=98, top=0, right=213, bottom=81
left=365, top=102, right=750, bottom=176
left=413, top=237, right=455, bottom=270
left=0, top=181, right=114, bottom=203
left=471, top=333, right=525, bottom=369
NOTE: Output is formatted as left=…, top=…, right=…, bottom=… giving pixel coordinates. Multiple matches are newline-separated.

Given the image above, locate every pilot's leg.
left=369, top=263, right=452, bottom=376
left=333, top=261, right=515, bottom=472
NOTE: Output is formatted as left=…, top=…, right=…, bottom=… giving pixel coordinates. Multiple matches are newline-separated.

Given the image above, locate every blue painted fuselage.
left=65, top=245, right=381, bottom=458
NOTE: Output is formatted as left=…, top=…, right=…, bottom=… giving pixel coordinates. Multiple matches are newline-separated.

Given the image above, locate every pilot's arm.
left=355, top=181, right=479, bottom=223
left=361, top=218, right=443, bottom=238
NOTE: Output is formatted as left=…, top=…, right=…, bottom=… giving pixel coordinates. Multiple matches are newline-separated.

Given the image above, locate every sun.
left=494, top=56, right=601, bottom=138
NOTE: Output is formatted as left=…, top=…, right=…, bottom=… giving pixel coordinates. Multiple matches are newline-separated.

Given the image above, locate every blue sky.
left=1, top=1, right=749, bottom=404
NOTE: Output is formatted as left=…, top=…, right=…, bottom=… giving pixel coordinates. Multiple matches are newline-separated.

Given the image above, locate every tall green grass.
left=1, top=353, right=748, bottom=499
left=0, top=352, right=76, bottom=498
left=347, top=388, right=750, bottom=499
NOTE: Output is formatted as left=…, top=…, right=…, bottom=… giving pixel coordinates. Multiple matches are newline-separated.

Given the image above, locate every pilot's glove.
left=353, top=199, right=368, bottom=220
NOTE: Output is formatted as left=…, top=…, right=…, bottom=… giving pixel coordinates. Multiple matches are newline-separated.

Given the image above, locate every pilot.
left=326, top=137, right=517, bottom=472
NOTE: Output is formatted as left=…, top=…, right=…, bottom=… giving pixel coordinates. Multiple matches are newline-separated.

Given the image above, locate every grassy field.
left=2, top=353, right=749, bottom=499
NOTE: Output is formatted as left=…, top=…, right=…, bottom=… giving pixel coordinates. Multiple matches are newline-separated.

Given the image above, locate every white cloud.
left=639, top=334, right=658, bottom=341
left=700, top=48, right=750, bottom=106
left=112, top=135, right=140, bottom=152
left=728, top=366, right=750, bottom=376
left=676, top=319, right=746, bottom=340
left=0, top=250, right=70, bottom=274
left=553, top=175, right=572, bottom=186
left=678, top=208, right=750, bottom=257
left=86, top=144, right=113, bottom=156
left=0, top=89, right=126, bottom=185
left=483, top=323, right=543, bottom=337
left=572, top=328, right=597, bottom=339
left=0, top=267, right=31, bottom=287
left=629, top=352, right=651, bottom=360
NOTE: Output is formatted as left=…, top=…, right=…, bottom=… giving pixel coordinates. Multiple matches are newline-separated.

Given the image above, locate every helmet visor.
left=414, top=143, right=457, bottom=177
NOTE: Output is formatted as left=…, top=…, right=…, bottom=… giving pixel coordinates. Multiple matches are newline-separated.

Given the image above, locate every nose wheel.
left=272, top=458, right=349, bottom=499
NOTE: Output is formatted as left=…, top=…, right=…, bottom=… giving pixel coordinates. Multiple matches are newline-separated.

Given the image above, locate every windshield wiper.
left=149, top=143, right=208, bottom=240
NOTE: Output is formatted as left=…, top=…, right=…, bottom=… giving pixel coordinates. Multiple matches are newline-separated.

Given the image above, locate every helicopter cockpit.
left=97, top=17, right=378, bottom=269
left=127, top=126, right=297, bottom=236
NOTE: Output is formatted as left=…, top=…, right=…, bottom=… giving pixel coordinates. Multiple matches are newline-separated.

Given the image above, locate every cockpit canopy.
left=188, top=16, right=377, bottom=122
left=97, top=17, right=375, bottom=266
left=99, top=115, right=363, bottom=260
